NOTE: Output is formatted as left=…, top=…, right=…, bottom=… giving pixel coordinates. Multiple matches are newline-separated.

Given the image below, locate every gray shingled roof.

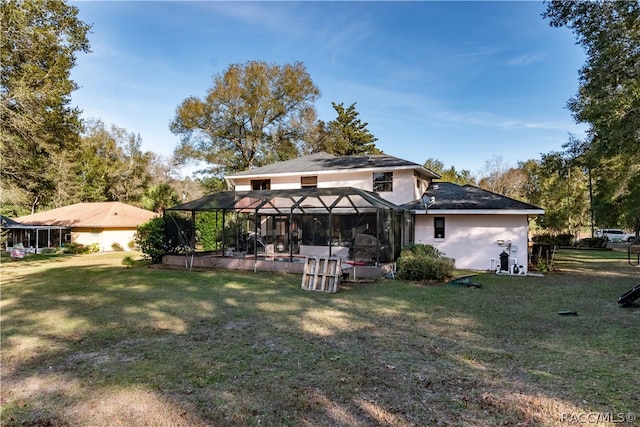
left=226, top=152, right=440, bottom=178
left=401, top=182, right=544, bottom=212
left=1, top=215, right=22, bottom=228
left=1, top=215, right=69, bottom=230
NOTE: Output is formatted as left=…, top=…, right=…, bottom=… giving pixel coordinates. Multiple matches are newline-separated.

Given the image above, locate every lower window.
left=434, top=217, right=445, bottom=239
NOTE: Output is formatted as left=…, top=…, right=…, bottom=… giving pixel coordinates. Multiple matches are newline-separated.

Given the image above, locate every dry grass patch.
left=65, top=386, right=208, bottom=427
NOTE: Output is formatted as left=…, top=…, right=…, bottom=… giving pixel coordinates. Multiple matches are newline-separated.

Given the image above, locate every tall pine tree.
left=326, top=102, right=381, bottom=156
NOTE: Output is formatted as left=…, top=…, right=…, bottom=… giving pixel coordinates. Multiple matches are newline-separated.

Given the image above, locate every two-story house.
left=166, top=152, right=543, bottom=273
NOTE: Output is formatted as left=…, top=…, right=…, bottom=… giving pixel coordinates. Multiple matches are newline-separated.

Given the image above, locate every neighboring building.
left=1, top=215, right=70, bottom=255
left=171, top=152, right=543, bottom=272
left=11, top=202, right=157, bottom=252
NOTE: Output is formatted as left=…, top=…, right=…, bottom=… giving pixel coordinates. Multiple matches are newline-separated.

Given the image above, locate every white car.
left=595, top=228, right=636, bottom=243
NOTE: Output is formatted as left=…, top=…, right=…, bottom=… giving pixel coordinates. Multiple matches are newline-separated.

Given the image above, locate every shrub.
left=122, top=255, right=136, bottom=268
left=554, top=233, right=574, bottom=246
left=532, top=233, right=575, bottom=246
left=63, top=242, right=99, bottom=254
left=62, top=242, right=81, bottom=254
left=396, top=244, right=455, bottom=282
left=193, top=211, right=238, bottom=252
left=196, top=211, right=221, bottom=251
left=111, top=242, right=124, bottom=252
left=577, top=237, right=607, bottom=248
left=537, top=259, right=551, bottom=272
left=134, top=217, right=166, bottom=263
left=400, top=244, right=445, bottom=258
left=87, top=243, right=100, bottom=253
left=134, top=214, right=194, bottom=263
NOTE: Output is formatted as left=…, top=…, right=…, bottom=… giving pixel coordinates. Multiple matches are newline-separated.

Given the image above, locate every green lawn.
left=1, top=250, right=638, bottom=426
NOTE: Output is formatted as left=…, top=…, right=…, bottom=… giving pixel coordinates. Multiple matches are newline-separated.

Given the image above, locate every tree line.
left=1, top=0, right=638, bottom=237
left=0, top=0, right=381, bottom=216
left=423, top=154, right=599, bottom=237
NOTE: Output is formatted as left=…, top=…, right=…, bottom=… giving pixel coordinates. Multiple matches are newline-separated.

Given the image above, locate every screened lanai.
left=1, top=215, right=70, bottom=254
left=165, top=187, right=405, bottom=266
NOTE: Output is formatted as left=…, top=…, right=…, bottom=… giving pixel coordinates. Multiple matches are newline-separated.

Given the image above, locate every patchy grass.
left=1, top=250, right=638, bottom=426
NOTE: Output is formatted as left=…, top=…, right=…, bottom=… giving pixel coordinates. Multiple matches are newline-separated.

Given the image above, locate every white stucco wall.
left=100, top=229, right=137, bottom=251
left=72, top=228, right=137, bottom=252
left=414, top=214, right=530, bottom=271
left=232, top=169, right=422, bottom=205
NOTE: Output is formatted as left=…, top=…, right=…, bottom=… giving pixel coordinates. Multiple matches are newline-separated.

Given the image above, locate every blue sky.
left=69, top=1, right=587, bottom=177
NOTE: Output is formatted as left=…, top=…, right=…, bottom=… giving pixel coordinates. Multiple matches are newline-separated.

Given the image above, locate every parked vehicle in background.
left=595, top=228, right=636, bottom=243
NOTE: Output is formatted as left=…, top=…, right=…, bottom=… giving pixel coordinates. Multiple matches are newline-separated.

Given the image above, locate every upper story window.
left=373, top=172, right=393, bottom=192
left=300, top=176, right=317, bottom=188
left=251, top=179, right=270, bottom=190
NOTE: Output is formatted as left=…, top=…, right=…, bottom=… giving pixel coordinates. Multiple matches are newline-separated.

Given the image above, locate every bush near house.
left=532, top=232, right=574, bottom=246
left=577, top=237, right=607, bottom=248
left=63, top=242, right=99, bottom=254
left=194, top=211, right=239, bottom=252
left=134, top=217, right=166, bottom=263
left=134, top=214, right=194, bottom=263
left=195, top=211, right=221, bottom=251
left=396, top=244, right=455, bottom=282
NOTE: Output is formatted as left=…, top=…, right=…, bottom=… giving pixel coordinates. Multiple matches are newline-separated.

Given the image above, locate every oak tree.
left=171, top=60, right=320, bottom=174
left=76, top=119, right=153, bottom=205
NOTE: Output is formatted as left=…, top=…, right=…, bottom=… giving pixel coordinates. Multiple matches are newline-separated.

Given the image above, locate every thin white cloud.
left=433, top=110, right=583, bottom=133
left=321, top=78, right=439, bottom=115
left=433, top=111, right=506, bottom=128
left=319, top=19, right=373, bottom=56
left=505, top=52, right=545, bottom=66
left=453, top=45, right=502, bottom=59
left=193, top=2, right=375, bottom=66
left=199, top=2, right=293, bottom=33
